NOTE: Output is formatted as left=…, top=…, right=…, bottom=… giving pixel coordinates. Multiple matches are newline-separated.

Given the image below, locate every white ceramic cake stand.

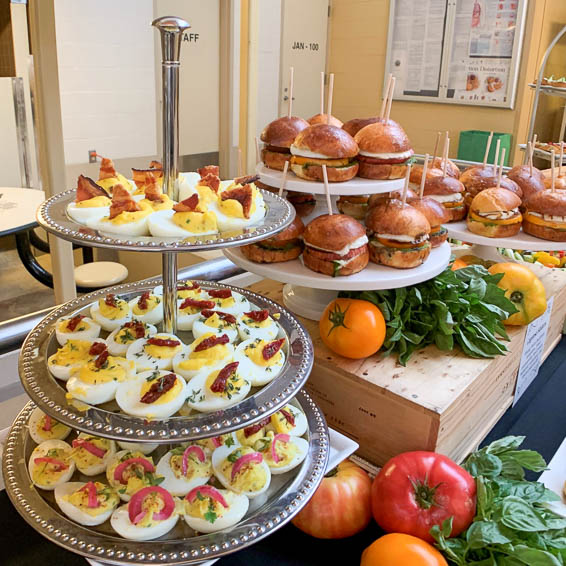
left=224, top=241, right=451, bottom=319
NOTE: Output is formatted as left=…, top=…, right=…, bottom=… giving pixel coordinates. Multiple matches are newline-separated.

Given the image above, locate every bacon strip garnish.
left=200, top=310, right=236, bottom=324
left=143, top=173, right=164, bottom=202
left=243, top=417, right=271, bottom=438
left=198, top=173, right=220, bottom=193
left=108, top=185, right=142, bottom=219
left=123, top=321, right=146, bottom=339
left=132, top=167, right=163, bottom=188
left=234, top=174, right=259, bottom=186
left=147, top=337, right=180, bottom=348
left=137, top=292, right=150, bottom=310
left=221, top=184, right=253, bottom=218
left=180, top=297, right=215, bottom=311
left=262, top=338, right=285, bottom=360
left=244, top=309, right=269, bottom=322
left=173, top=194, right=199, bottom=212
left=105, top=293, right=117, bottom=307
left=99, top=156, right=118, bottom=180
left=66, top=314, right=85, bottom=331
left=76, top=175, right=108, bottom=202
left=198, top=165, right=219, bottom=178
left=150, top=160, right=163, bottom=170
left=209, top=289, right=232, bottom=299
left=94, top=350, right=109, bottom=369
left=140, top=373, right=177, bottom=404
left=210, top=362, right=239, bottom=393
left=194, top=334, right=229, bottom=352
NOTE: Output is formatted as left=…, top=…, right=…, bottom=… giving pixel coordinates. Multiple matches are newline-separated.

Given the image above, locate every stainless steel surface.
left=152, top=16, right=190, bottom=201
left=412, top=154, right=511, bottom=173
left=19, top=279, right=314, bottom=442
left=36, top=188, right=295, bottom=252
left=162, top=252, right=178, bottom=334
left=0, top=257, right=244, bottom=354
left=3, top=393, right=329, bottom=565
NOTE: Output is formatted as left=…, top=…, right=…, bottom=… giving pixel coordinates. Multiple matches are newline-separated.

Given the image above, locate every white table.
left=0, top=187, right=45, bottom=237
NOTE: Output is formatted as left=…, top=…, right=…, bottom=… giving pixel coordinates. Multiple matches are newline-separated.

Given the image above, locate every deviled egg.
left=128, top=292, right=163, bottom=325
left=176, top=296, right=216, bottom=331
left=185, top=361, right=250, bottom=413
left=211, top=183, right=266, bottom=231
left=154, top=280, right=206, bottom=300
left=28, top=407, right=71, bottom=444
left=110, top=486, right=179, bottom=540
left=234, top=337, right=286, bottom=386
left=195, top=433, right=238, bottom=452
left=173, top=332, right=234, bottom=380
left=117, top=441, right=159, bottom=455
left=48, top=339, right=106, bottom=381
left=156, top=444, right=212, bottom=496
left=235, top=417, right=272, bottom=448
left=67, top=175, right=111, bottom=224
left=192, top=310, right=239, bottom=343
left=115, top=370, right=187, bottom=419
left=90, top=293, right=132, bottom=332
left=237, top=309, right=280, bottom=342
left=205, top=288, right=250, bottom=316
left=55, top=481, right=120, bottom=526
left=97, top=157, right=134, bottom=194
left=106, top=450, right=162, bottom=502
left=212, top=445, right=271, bottom=498
left=269, top=404, right=308, bottom=437
left=126, top=334, right=185, bottom=372
left=71, top=433, right=116, bottom=476
left=55, top=314, right=101, bottom=346
left=28, top=439, right=75, bottom=490
left=184, top=485, right=249, bottom=533
left=147, top=198, right=218, bottom=238
left=261, top=431, right=308, bottom=475
left=106, top=321, right=157, bottom=356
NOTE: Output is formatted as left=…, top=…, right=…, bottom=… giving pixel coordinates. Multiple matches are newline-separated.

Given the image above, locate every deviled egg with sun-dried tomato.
left=106, top=321, right=156, bottom=356
left=192, top=310, right=239, bottom=343
left=128, top=291, right=163, bottom=326
left=176, top=296, right=216, bottom=331
left=236, top=309, right=280, bottom=342
left=205, top=288, right=250, bottom=316
left=126, top=334, right=185, bottom=372
left=233, top=337, right=286, bottom=386
left=269, top=404, right=308, bottom=437
left=48, top=338, right=107, bottom=381
left=55, top=314, right=101, bottom=346
left=156, top=444, right=212, bottom=496
left=90, top=293, right=132, bottom=332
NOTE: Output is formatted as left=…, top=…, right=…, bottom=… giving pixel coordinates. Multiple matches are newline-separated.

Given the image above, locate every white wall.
left=54, top=0, right=157, bottom=165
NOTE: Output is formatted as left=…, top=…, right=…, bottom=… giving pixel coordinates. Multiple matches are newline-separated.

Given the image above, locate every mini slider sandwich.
left=467, top=188, right=522, bottom=238
left=336, top=195, right=369, bottom=220
left=240, top=215, right=304, bottom=263
left=522, top=190, right=566, bottom=242
left=260, top=116, right=310, bottom=171
left=507, top=165, right=545, bottom=201
left=367, top=188, right=417, bottom=210
left=407, top=197, right=450, bottom=247
left=422, top=176, right=467, bottom=221
left=460, top=167, right=522, bottom=207
left=308, top=113, right=343, bottom=128
left=302, top=214, right=369, bottom=277
left=342, top=117, right=380, bottom=137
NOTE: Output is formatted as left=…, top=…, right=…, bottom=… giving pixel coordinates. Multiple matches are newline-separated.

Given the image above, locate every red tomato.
left=371, top=451, right=476, bottom=542
left=292, top=460, right=372, bottom=539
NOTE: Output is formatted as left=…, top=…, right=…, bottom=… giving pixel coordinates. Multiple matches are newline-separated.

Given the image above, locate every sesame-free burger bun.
left=308, top=113, right=344, bottom=128
left=260, top=116, right=309, bottom=148
left=523, top=190, right=566, bottom=242
left=471, top=187, right=522, bottom=213
left=342, top=117, right=380, bottom=137
left=407, top=197, right=449, bottom=247
left=467, top=188, right=522, bottom=238
left=366, top=200, right=431, bottom=239
left=367, top=189, right=417, bottom=210
left=507, top=165, right=545, bottom=201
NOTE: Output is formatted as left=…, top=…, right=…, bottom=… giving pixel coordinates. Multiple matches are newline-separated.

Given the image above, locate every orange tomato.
left=292, top=460, right=372, bottom=539
left=319, top=298, right=385, bottom=359
left=361, top=533, right=448, bottom=566
left=451, top=258, right=468, bottom=270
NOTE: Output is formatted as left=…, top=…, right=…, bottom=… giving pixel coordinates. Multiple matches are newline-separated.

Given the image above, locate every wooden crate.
left=250, top=267, right=566, bottom=466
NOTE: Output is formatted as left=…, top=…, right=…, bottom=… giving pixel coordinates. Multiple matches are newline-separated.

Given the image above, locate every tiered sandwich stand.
left=2, top=17, right=332, bottom=566
left=224, top=164, right=451, bottom=320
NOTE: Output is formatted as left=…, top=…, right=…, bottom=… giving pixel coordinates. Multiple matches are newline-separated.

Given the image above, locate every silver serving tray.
left=19, top=279, right=313, bottom=442
left=3, top=393, right=328, bottom=565
left=36, top=188, right=294, bottom=252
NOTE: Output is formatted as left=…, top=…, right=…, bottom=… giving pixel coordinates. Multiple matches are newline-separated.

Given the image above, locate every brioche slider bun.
left=408, top=165, right=443, bottom=192
left=423, top=176, right=467, bottom=221
left=460, top=166, right=523, bottom=206
left=354, top=121, right=414, bottom=180
left=507, top=165, right=545, bottom=201
left=365, top=200, right=431, bottom=268
left=543, top=175, right=566, bottom=190
left=290, top=124, right=359, bottom=182
left=303, top=214, right=369, bottom=276
left=523, top=190, right=566, bottom=241
left=342, top=117, right=380, bottom=137
left=467, top=188, right=522, bottom=238
left=260, top=116, right=309, bottom=171
left=286, top=191, right=316, bottom=217
left=407, top=197, right=450, bottom=247
left=430, top=157, right=460, bottom=179
left=337, top=195, right=369, bottom=220
left=241, top=215, right=305, bottom=263
left=367, top=188, right=417, bottom=210
left=308, top=113, right=343, bottom=128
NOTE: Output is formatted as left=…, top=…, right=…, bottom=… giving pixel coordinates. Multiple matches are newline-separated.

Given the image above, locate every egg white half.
left=155, top=447, right=212, bottom=496
left=28, top=407, right=71, bottom=444
left=55, top=482, right=119, bottom=526
left=28, top=439, right=76, bottom=490
left=55, top=316, right=101, bottom=346
left=236, top=312, right=280, bottom=342
left=71, top=433, right=117, bottom=476
left=126, top=334, right=186, bottom=372
left=264, top=435, right=309, bottom=475
left=128, top=295, right=164, bottom=325
left=107, top=323, right=157, bottom=356
left=110, top=503, right=179, bottom=541
left=90, top=298, right=132, bottom=332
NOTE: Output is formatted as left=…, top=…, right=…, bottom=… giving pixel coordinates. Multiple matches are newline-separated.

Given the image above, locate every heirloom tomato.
left=361, top=533, right=448, bottom=566
left=371, top=451, right=476, bottom=542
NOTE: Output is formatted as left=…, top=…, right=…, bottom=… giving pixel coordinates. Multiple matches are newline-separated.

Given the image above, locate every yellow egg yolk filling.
left=76, top=357, right=128, bottom=384
left=244, top=340, right=282, bottom=367
left=97, top=174, right=132, bottom=193
left=65, top=482, right=119, bottom=516
left=72, top=436, right=111, bottom=468
left=50, top=340, right=93, bottom=366
left=144, top=337, right=182, bottom=359
left=32, top=447, right=71, bottom=485
left=132, top=295, right=160, bottom=315
left=75, top=195, right=111, bottom=208
left=270, top=407, right=296, bottom=434
left=139, top=375, right=183, bottom=405
left=172, top=211, right=218, bottom=233
left=59, top=320, right=90, bottom=333
left=221, top=447, right=267, bottom=491
left=169, top=451, right=211, bottom=480
left=98, top=298, right=129, bottom=320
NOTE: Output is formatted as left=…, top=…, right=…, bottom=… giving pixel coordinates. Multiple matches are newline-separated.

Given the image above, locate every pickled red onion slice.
left=113, top=457, right=155, bottom=484
left=181, top=446, right=206, bottom=476
left=33, top=456, right=68, bottom=471
left=43, top=414, right=53, bottom=431
left=230, top=452, right=263, bottom=481
left=128, top=486, right=175, bottom=524
left=78, top=481, right=100, bottom=508
left=185, top=485, right=228, bottom=508
left=72, top=438, right=107, bottom=459
left=271, top=434, right=290, bottom=464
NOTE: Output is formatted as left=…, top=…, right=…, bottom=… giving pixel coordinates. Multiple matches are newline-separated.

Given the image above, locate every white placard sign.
left=513, top=296, right=554, bottom=406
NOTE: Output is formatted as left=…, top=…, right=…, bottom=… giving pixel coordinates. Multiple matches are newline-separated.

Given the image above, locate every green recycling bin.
left=457, top=130, right=511, bottom=166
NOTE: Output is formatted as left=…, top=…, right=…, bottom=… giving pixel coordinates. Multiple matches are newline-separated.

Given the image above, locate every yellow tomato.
left=319, top=299, right=386, bottom=359
left=361, top=533, right=448, bottom=566
left=488, top=262, right=547, bottom=325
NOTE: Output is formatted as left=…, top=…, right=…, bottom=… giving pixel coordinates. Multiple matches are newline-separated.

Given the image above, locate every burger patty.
left=358, top=154, right=412, bottom=165
left=265, top=145, right=291, bottom=154
left=305, top=244, right=367, bottom=262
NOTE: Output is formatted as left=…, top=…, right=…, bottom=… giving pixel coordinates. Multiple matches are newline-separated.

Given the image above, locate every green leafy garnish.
left=204, top=502, right=217, bottom=524
left=227, top=449, right=242, bottom=463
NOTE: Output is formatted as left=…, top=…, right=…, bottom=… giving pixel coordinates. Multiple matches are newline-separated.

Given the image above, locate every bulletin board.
left=384, top=0, right=528, bottom=108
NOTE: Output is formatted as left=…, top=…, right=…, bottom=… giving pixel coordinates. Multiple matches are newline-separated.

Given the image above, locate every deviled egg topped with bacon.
left=107, top=321, right=156, bottom=356
left=192, top=309, right=239, bottom=343
left=237, top=309, right=279, bottom=342
left=48, top=338, right=106, bottom=381
left=71, top=433, right=116, bottom=476
left=126, top=333, right=185, bottom=372
left=28, top=439, right=75, bottom=490
left=156, top=444, right=212, bottom=496
left=90, top=293, right=132, bottom=332
left=234, top=337, right=286, bottom=386
left=28, top=407, right=71, bottom=444
left=67, top=175, right=111, bottom=224
left=205, top=288, right=250, bottom=316
left=55, top=481, right=120, bottom=526
left=211, top=181, right=266, bottom=231
left=106, top=450, right=162, bottom=502
left=128, top=291, right=163, bottom=326
left=173, top=332, right=234, bottom=380
left=55, top=314, right=101, bottom=346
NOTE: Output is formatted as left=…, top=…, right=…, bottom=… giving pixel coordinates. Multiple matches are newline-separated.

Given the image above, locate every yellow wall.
left=328, top=0, right=566, bottom=165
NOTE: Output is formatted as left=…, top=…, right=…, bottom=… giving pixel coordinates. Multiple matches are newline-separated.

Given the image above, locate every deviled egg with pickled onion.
left=116, top=370, right=187, bottom=419
left=126, top=334, right=184, bottom=372
left=237, top=309, right=279, bottom=342
left=205, top=288, right=250, bottom=316
left=55, top=314, right=101, bottom=346
left=66, top=175, right=110, bottom=224
left=173, top=332, right=234, bottom=380
left=106, top=321, right=156, bottom=356
left=28, top=439, right=75, bottom=490
left=192, top=310, right=239, bottom=343
left=110, top=486, right=179, bottom=540
left=185, top=361, right=250, bottom=413
left=156, top=444, right=212, bottom=496
left=71, top=433, right=116, bottom=476
left=90, top=293, right=132, bottom=332
left=106, top=450, right=162, bottom=502
left=55, top=481, right=120, bottom=526
left=212, top=445, right=271, bottom=498
left=128, top=292, right=163, bottom=325
left=48, top=338, right=106, bottom=381
left=184, top=485, right=249, bottom=533
left=28, top=407, right=71, bottom=444
left=269, top=404, right=308, bottom=437
left=195, top=433, right=237, bottom=452
left=234, top=337, right=286, bottom=386
left=261, top=431, right=308, bottom=475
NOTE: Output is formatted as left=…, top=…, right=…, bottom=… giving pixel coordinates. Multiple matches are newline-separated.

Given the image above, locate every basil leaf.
left=486, top=436, right=526, bottom=455
left=464, top=451, right=502, bottom=478
left=509, top=545, right=563, bottom=566
left=501, top=450, right=548, bottom=473
left=501, top=497, right=550, bottom=532
left=466, top=520, right=512, bottom=548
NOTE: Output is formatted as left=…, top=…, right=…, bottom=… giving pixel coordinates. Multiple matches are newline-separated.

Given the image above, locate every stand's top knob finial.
left=152, top=16, right=191, bottom=63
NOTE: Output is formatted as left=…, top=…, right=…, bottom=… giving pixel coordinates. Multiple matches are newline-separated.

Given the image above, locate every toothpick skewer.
left=551, top=150, right=556, bottom=192
left=322, top=165, right=332, bottom=214
left=483, top=131, right=494, bottom=167
left=560, top=142, right=564, bottom=178
left=255, top=137, right=260, bottom=165
left=385, top=77, right=396, bottom=122
left=238, top=148, right=243, bottom=177
left=419, top=154, right=430, bottom=199
left=493, top=138, right=501, bottom=173
left=380, top=73, right=393, bottom=119
left=497, top=148, right=505, bottom=189
left=431, top=131, right=441, bottom=166
left=279, top=160, right=289, bottom=198
left=326, top=73, right=334, bottom=125
left=442, top=138, right=450, bottom=178
left=402, top=163, right=411, bottom=205
left=287, top=67, right=294, bottom=118
left=320, top=71, right=325, bottom=116
left=528, top=141, right=533, bottom=176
